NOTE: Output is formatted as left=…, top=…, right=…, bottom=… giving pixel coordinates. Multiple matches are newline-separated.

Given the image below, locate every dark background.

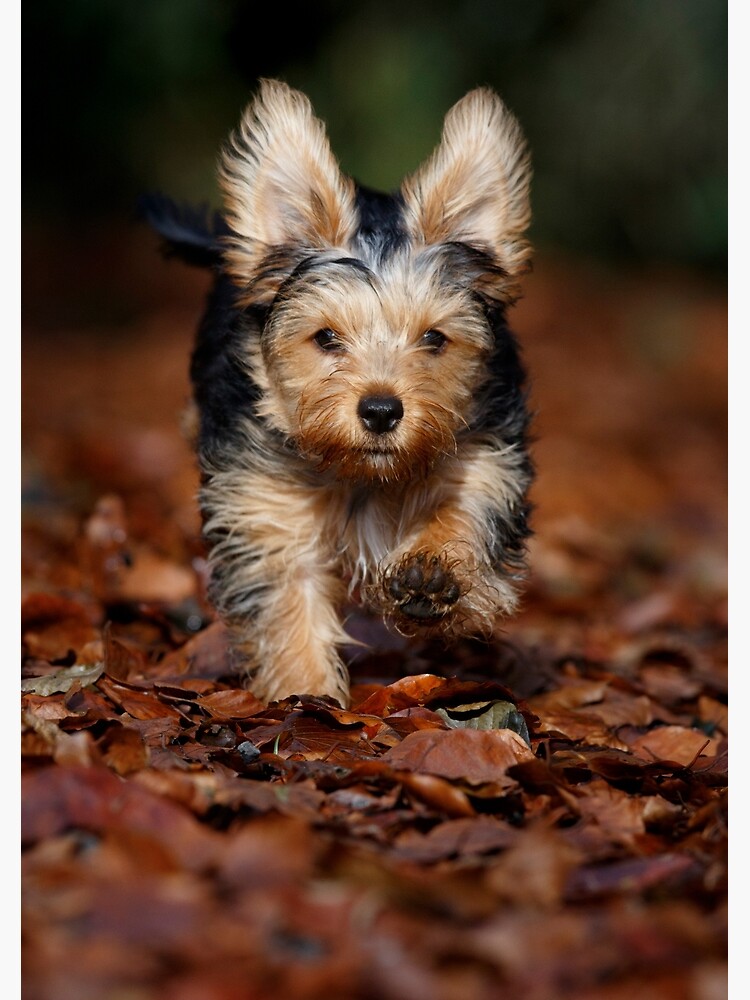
left=23, top=0, right=726, bottom=330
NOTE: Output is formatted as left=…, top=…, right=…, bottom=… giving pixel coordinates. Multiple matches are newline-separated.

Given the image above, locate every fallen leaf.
left=156, top=621, right=231, bottom=680
left=99, top=724, right=150, bottom=775
left=196, top=688, right=266, bottom=720
left=21, top=661, right=104, bottom=696
left=383, top=727, right=534, bottom=784
left=393, top=816, right=518, bottom=863
left=352, top=674, right=448, bottom=715
left=627, top=726, right=718, bottom=766
left=565, top=853, right=700, bottom=902
left=574, top=781, right=648, bottom=847
left=96, top=675, right=184, bottom=721
left=486, top=824, right=583, bottom=907
left=399, top=772, right=476, bottom=818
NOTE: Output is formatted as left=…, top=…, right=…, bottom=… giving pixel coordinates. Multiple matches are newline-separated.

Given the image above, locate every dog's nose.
left=358, top=395, right=404, bottom=434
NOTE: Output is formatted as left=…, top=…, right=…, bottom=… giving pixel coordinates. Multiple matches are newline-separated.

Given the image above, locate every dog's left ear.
left=401, top=88, right=532, bottom=302
left=219, top=79, right=358, bottom=302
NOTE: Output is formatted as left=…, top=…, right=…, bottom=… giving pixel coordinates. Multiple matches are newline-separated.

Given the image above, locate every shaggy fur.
left=143, top=80, right=534, bottom=706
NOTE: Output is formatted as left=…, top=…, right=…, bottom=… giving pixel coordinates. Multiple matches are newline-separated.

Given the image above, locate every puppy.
left=145, top=79, right=533, bottom=706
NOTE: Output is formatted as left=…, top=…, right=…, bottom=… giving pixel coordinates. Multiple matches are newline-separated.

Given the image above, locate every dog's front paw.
left=384, top=552, right=461, bottom=622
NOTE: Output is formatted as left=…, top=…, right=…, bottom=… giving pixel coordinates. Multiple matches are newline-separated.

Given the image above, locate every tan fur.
left=242, top=253, right=491, bottom=483
left=371, top=439, right=528, bottom=628
left=219, top=79, right=358, bottom=303
left=401, top=87, right=532, bottom=302
left=201, top=461, right=351, bottom=703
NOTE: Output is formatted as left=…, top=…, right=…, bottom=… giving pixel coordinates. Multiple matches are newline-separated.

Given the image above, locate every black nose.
left=358, top=395, right=404, bottom=435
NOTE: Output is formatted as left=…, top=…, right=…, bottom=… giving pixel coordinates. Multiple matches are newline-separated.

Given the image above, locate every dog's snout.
left=358, top=395, right=404, bottom=435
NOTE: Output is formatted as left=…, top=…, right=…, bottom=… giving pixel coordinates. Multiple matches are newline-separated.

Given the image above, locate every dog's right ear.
left=219, top=79, right=358, bottom=303
left=401, top=88, right=532, bottom=303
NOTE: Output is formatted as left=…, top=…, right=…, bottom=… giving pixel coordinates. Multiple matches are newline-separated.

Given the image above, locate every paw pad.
left=385, top=554, right=460, bottom=621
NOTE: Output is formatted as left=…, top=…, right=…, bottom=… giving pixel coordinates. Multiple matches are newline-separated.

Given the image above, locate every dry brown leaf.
left=697, top=695, right=728, bottom=736
left=99, top=724, right=150, bottom=776
left=627, top=726, right=718, bottom=766
left=353, top=674, right=447, bottom=715
left=530, top=679, right=609, bottom=712
left=394, top=816, right=518, bottom=863
left=196, top=688, right=266, bottom=720
left=486, top=824, right=583, bottom=907
left=574, top=780, right=648, bottom=847
left=22, top=693, right=75, bottom=722
left=156, top=621, right=231, bottom=680
left=216, top=814, right=317, bottom=890
left=96, top=675, right=184, bottom=721
left=115, top=546, right=197, bottom=604
left=565, top=853, right=700, bottom=902
left=639, top=663, right=703, bottom=703
left=22, top=592, right=101, bottom=663
left=22, top=713, right=98, bottom=768
left=398, top=772, right=476, bottom=818
left=103, top=628, right=148, bottom=681
left=383, top=727, right=534, bottom=784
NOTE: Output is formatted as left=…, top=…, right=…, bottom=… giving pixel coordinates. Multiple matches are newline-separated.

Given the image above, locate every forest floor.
left=22, top=233, right=728, bottom=1000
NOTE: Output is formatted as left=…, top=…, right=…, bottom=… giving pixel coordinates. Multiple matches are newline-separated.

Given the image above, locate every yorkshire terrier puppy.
left=145, top=79, right=533, bottom=706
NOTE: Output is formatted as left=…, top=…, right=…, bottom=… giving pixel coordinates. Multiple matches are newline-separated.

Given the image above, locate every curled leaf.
left=21, top=662, right=104, bottom=696
left=435, top=700, right=531, bottom=745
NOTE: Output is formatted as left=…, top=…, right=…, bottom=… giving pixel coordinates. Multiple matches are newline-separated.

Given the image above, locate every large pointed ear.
left=218, top=79, right=358, bottom=301
left=400, top=88, right=532, bottom=302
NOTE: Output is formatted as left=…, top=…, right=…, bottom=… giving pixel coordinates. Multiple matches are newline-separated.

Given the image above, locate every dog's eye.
left=421, top=329, right=447, bottom=353
left=313, top=328, right=344, bottom=352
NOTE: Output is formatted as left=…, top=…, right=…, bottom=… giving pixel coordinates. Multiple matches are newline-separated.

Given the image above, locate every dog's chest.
left=333, top=482, right=438, bottom=588
left=347, top=495, right=399, bottom=576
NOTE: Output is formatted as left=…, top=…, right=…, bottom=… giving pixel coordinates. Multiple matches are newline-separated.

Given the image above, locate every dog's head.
left=219, top=80, right=531, bottom=482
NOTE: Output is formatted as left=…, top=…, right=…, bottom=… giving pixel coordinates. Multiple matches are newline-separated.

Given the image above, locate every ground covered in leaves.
left=22, top=237, right=727, bottom=1000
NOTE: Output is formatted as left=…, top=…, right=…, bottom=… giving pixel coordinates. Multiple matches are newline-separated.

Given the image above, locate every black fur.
left=353, top=185, right=408, bottom=260
left=189, top=275, right=264, bottom=466
left=137, top=192, right=228, bottom=268
left=475, top=304, right=533, bottom=449
left=271, top=255, right=377, bottom=311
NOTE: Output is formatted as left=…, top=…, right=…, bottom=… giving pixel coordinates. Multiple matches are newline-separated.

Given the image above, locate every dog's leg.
left=380, top=440, right=531, bottom=636
left=201, top=469, right=350, bottom=705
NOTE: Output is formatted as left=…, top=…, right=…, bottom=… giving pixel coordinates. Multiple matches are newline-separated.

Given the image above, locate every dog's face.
left=254, top=248, right=495, bottom=482
left=219, top=81, right=531, bottom=482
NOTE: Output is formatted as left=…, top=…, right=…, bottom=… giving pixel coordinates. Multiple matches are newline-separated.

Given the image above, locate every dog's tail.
left=137, top=192, right=229, bottom=268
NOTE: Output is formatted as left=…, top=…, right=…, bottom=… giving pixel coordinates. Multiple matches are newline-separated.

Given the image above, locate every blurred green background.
left=23, top=0, right=726, bottom=302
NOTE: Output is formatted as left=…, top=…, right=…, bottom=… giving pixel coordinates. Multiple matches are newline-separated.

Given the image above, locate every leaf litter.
left=22, top=255, right=727, bottom=999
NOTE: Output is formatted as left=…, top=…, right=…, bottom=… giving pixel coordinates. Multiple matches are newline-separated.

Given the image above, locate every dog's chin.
left=301, top=444, right=424, bottom=484
left=333, top=447, right=413, bottom=484
left=358, top=448, right=407, bottom=481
